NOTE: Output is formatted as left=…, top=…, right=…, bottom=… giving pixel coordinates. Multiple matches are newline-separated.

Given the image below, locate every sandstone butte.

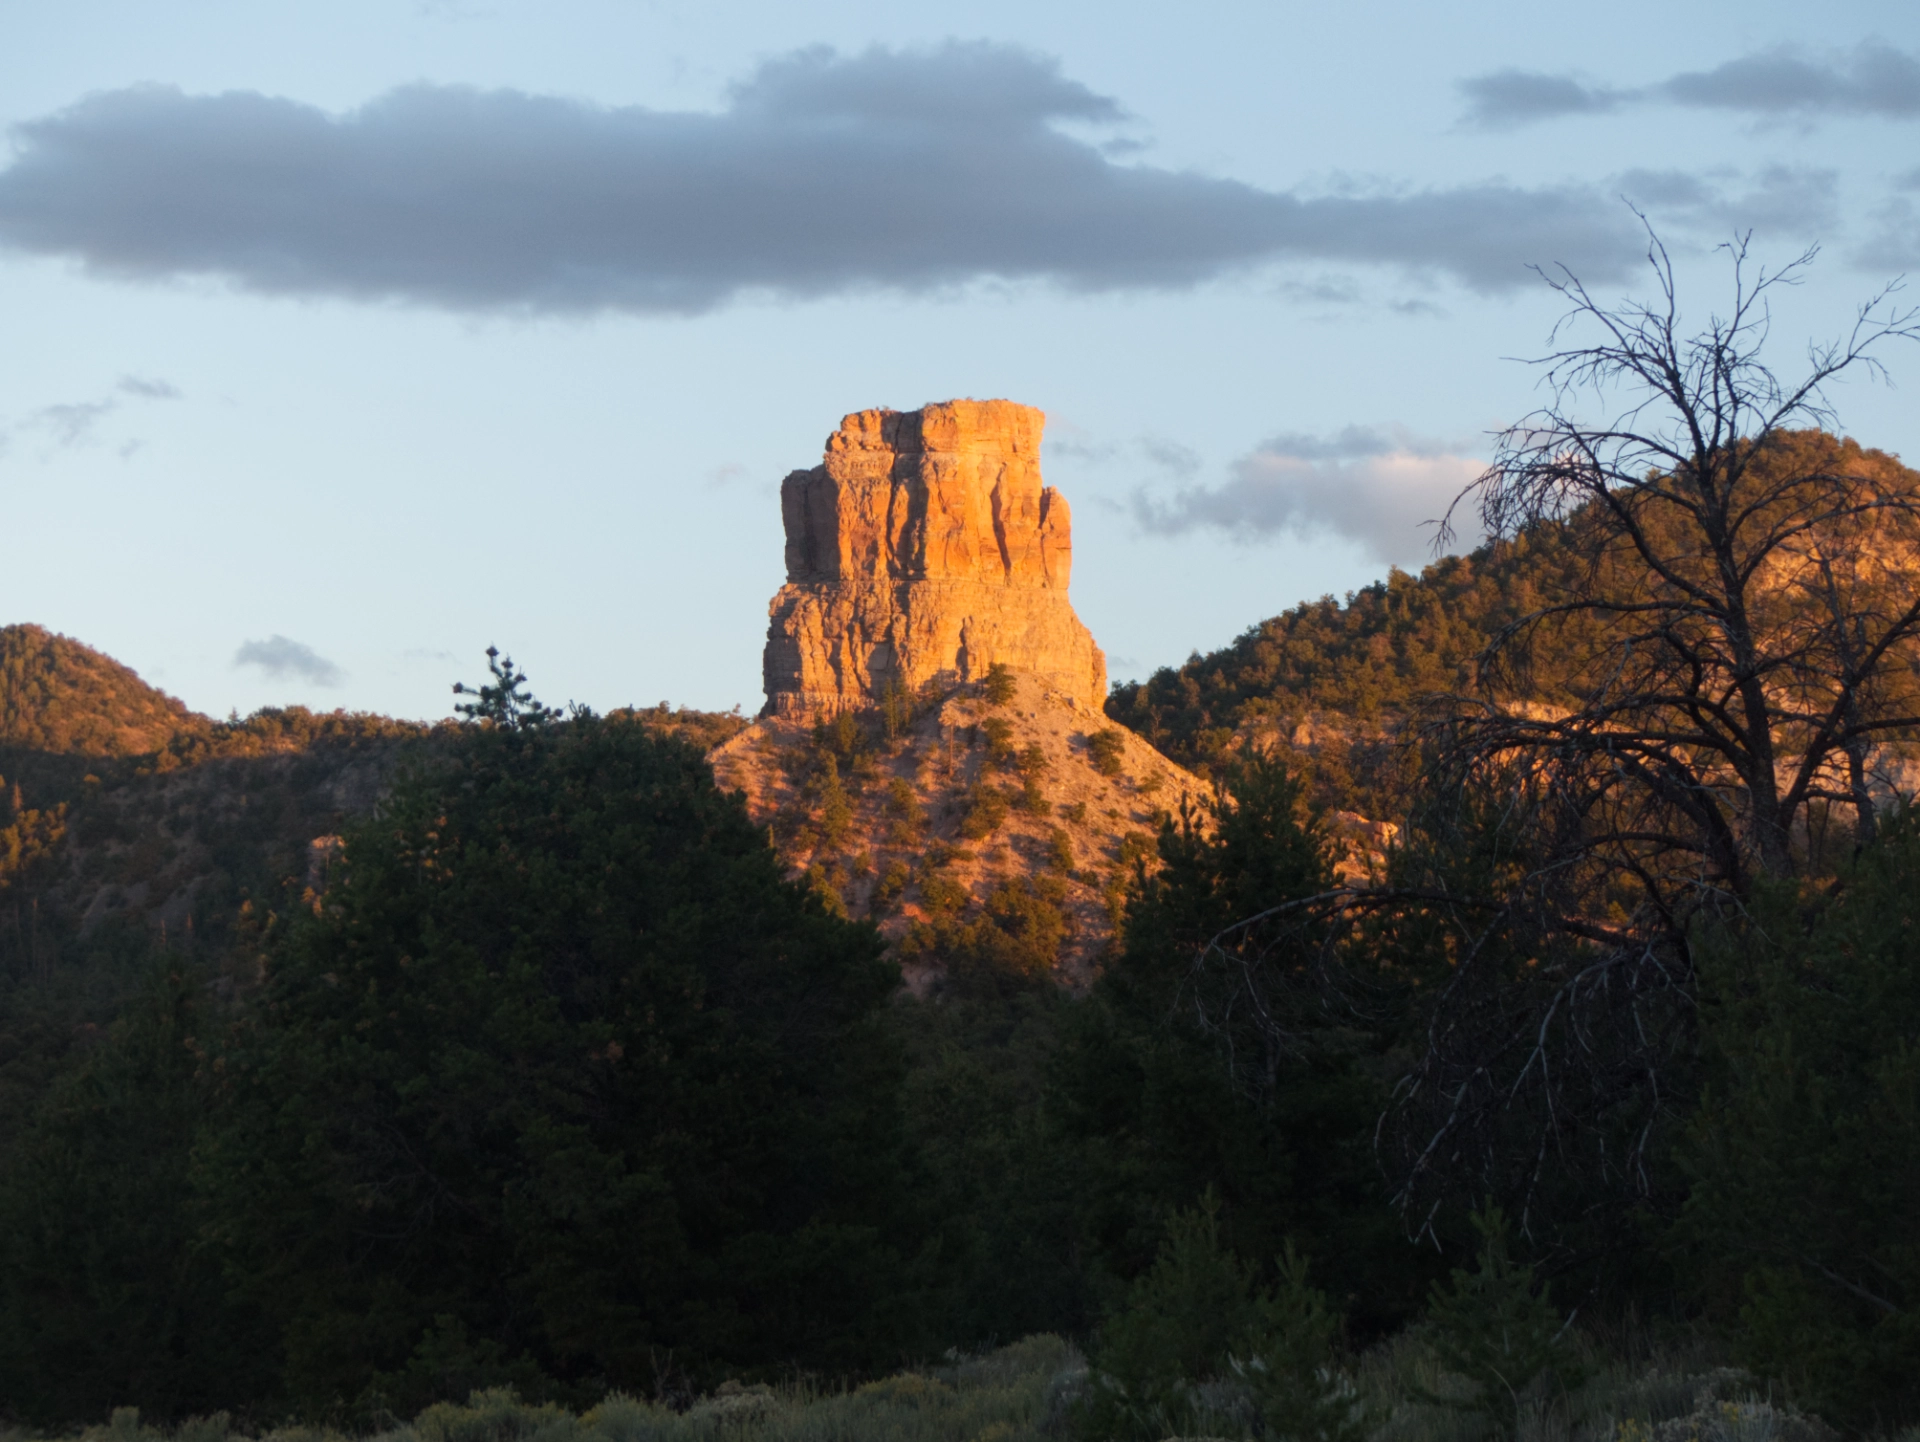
left=763, top=398, right=1108, bottom=717
left=713, top=399, right=1209, bottom=983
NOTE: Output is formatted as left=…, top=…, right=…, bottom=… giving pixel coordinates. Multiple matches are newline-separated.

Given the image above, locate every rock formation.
left=762, top=399, right=1107, bottom=716
left=713, top=400, right=1207, bottom=982
left=710, top=667, right=1205, bottom=985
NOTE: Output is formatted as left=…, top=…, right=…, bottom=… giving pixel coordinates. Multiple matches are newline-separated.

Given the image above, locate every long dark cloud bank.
left=1462, top=40, right=1920, bottom=128
left=0, top=43, right=1646, bottom=314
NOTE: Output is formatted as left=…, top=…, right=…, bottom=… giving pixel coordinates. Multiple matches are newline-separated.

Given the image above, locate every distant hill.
left=0, top=624, right=209, bottom=760
left=1104, top=524, right=1591, bottom=817
left=1108, top=431, right=1920, bottom=822
left=0, top=626, right=745, bottom=978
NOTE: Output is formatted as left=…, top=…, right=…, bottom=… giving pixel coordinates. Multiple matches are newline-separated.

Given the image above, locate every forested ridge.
left=0, top=624, right=208, bottom=759
left=1105, top=526, right=1586, bottom=774
left=1108, top=432, right=1920, bottom=828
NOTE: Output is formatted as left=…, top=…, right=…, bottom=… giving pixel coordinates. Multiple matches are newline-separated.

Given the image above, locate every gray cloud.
left=30, top=398, right=118, bottom=447
left=1276, top=274, right=1366, bottom=306
left=234, top=635, right=345, bottom=686
left=1460, top=40, right=1920, bottom=127
left=0, top=44, right=1645, bottom=313
left=1859, top=195, right=1920, bottom=270
left=6, top=373, right=180, bottom=452
left=117, top=374, right=180, bottom=399
left=1134, top=425, right=1485, bottom=565
left=1458, top=70, right=1628, bottom=129
left=1136, top=436, right=1202, bottom=479
left=1616, top=165, right=1839, bottom=241
left=1662, top=41, right=1920, bottom=118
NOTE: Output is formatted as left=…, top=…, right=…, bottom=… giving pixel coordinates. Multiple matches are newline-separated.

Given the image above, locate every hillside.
left=0, top=627, right=739, bottom=965
left=713, top=668, right=1204, bottom=985
left=1109, top=432, right=1920, bottom=823
left=0, top=624, right=208, bottom=758
left=1105, top=521, right=1597, bottom=817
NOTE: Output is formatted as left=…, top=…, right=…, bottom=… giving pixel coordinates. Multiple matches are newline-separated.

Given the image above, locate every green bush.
left=1080, top=1201, right=1361, bottom=1442
left=1085, top=729, right=1125, bottom=778
left=884, top=778, right=926, bottom=841
left=1011, top=775, right=1051, bottom=818
left=878, top=678, right=915, bottom=740
left=1416, top=1206, right=1586, bottom=1439
left=1044, top=828, right=1074, bottom=872
left=804, top=755, right=855, bottom=850
left=872, top=858, right=911, bottom=913
left=980, top=718, right=1017, bottom=768
left=1234, top=1246, right=1370, bottom=1442
left=0, top=965, right=268, bottom=1425
left=1058, top=751, right=1415, bottom=1342
left=958, top=785, right=1010, bottom=840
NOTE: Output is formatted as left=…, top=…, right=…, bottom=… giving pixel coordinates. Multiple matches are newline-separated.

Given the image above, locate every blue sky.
left=4, top=0, right=1918, bottom=719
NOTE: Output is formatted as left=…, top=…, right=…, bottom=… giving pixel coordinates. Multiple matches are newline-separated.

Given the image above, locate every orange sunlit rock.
left=763, top=399, right=1107, bottom=716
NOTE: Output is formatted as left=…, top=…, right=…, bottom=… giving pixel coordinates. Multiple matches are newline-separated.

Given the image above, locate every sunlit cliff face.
left=763, top=399, right=1107, bottom=718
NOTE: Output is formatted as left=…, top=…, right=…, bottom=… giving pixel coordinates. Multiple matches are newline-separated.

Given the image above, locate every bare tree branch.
left=1190, top=227, right=1920, bottom=1246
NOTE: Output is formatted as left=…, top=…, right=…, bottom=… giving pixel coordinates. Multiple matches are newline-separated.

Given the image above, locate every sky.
left=4, top=0, right=1920, bottom=721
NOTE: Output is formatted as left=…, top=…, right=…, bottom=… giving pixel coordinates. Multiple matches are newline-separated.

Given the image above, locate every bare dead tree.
left=1183, top=230, right=1920, bottom=1249
left=1448, top=229, right=1920, bottom=885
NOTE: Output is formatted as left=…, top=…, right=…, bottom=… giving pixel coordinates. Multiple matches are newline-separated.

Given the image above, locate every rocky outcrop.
left=762, top=399, right=1107, bottom=716
left=710, top=668, right=1206, bottom=985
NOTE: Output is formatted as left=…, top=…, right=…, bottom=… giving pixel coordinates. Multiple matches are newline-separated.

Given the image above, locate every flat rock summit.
left=763, top=398, right=1108, bottom=716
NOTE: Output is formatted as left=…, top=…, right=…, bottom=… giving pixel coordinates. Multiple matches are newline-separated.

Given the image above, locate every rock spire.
left=761, top=399, right=1107, bottom=715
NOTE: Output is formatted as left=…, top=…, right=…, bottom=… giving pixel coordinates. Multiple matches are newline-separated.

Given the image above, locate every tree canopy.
left=194, top=706, right=911, bottom=1414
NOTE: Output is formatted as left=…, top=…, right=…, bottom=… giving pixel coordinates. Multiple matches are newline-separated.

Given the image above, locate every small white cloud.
left=8, top=372, right=181, bottom=453
left=1134, top=424, right=1486, bottom=565
left=117, top=374, right=181, bottom=400
left=29, top=398, right=117, bottom=447
left=234, top=634, right=345, bottom=686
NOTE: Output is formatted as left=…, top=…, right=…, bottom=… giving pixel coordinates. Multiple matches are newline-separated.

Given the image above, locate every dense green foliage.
left=194, top=709, right=908, bottom=1413
left=0, top=645, right=903, bottom=1426
left=1058, top=753, right=1416, bottom=1332
left=0, top=962, right=262, bottom=1424
left=1078, top=1202, right=1363, bottom=1442
left=1681, top=817, right=1920, bottom=1430
left=1415, top=1208, right=1585, bottom=1439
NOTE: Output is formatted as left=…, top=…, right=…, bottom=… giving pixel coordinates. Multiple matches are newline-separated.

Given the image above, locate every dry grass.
left=18, top=1332, right=1890, bottom=1442
left=26, top=1337, right=1083, bottom=1442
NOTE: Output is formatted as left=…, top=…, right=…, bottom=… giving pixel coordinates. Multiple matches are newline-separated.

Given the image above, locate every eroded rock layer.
left=763, top=399, right=1107, bottom=716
